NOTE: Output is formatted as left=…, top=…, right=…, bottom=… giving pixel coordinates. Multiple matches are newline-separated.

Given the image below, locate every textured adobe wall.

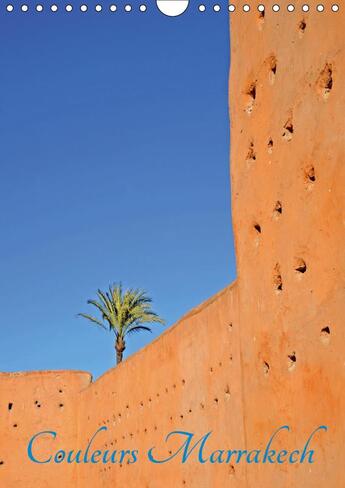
left=76, top=284, right=245, bottom=487
left=1, top=4, right=344, bottom=487
left=230, top=2, right=345, bottom=487
left=0, top=371, right=91, bottom=487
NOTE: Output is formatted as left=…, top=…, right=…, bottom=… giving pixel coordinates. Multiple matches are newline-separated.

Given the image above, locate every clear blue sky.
left=0, top=3, right=236, bottom=379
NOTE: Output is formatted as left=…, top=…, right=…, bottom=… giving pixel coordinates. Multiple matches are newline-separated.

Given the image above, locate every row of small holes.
left=231, top=3, right=339, bottom=12
left=5, top=4, right=341, bottom=13
left=6, top=4, right=144, bottom=12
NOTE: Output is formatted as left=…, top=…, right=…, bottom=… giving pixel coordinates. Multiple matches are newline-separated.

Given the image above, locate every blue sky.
left=0, top=2, right=236, bottom=379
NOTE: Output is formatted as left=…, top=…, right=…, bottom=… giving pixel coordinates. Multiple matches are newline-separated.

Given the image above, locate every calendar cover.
left=0, top=1, right=343, bottom=487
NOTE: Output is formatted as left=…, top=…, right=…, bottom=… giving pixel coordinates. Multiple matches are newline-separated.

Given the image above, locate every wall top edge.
left=0, top=369, right=92, bottom=379
left=81, top=280, right=238, bottom=390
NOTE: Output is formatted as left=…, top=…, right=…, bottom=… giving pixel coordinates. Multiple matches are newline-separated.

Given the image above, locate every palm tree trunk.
left=116, top=348, right=123, bottom=364
left=115, top=338, right=125, bottom=365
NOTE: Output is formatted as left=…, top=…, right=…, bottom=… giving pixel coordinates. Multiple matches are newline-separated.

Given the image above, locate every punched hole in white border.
left=156, top=0, right=189, bottom=16
left=5, top=1, right=340, bottom=15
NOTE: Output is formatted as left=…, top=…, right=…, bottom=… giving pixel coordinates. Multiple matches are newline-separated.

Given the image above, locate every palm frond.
left=87, top=299, right=111, bottom=320
left=126, top=325, right=152, bottom=335
left=77, top=313, right=107, bottom=330
left=79, top=283, right=165, bottom=342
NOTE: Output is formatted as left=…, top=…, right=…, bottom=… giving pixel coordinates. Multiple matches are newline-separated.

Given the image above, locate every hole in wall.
left=273, top=201, right=282, bottom=218
left=200, top=402, right=205, bottom=409
left=254, top=223, right=261, bottom=234
left=287, top=352, right=297, bottom=371
left=320, top=326, right=331, bottom=345
left=294, top=258, right=307, bottom=274
left=268, top=55, right=277, bottom=84
left=229, top=464, right=235, bottom=476
left=273, top=264, right=283, bottom=293
left=257, top=8, right=265, bottom=29
left=317, top=63, right=333, bottom=99
left=267, top=138, right=273, bottom=153
left=263, top=361, right=270, bottom=375
left=13, top=424, right=18, bottom=428
left=246, top=141, right=256, bottom=164
left=245, top=82, right=257, bottom=114
left=304, top=165, right=316, bottom=187
left=298, top=19, right=306, bottom=36
left=0, top=461, right=4, bottom=466
left=58, top=389, right=63, bottom=394
left=282, top=118, right=294, bottom=141
left=8, top=403, right=13, bottom=411
left=59, top=403, right=64, bottom=408
left=225, top=385, right=231, bottom=399
left=247, top=83, right=256, bottom=100
left=214, top=397, right=219, bottom=404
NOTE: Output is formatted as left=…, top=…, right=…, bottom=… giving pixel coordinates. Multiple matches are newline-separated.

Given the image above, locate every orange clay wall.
left=230, top=3, right=345, bottom=487
left=0, top=371, right=91, bottom=487
left=1, top=4, right=344, bottom=488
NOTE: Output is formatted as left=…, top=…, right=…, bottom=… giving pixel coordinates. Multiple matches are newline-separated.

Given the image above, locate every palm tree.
left=78, top=283, right=165, bottom=364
